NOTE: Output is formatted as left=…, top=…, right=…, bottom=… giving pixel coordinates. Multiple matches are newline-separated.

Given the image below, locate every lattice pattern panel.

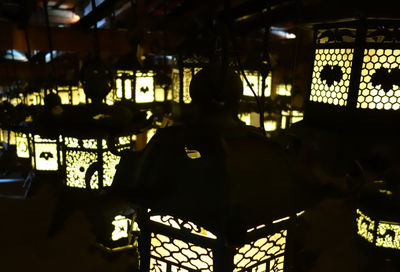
left=233, top=230, right=287, bottom=272
left=65, top=150, right=98, bottom=188
left=356, top=209, right=400, bottom=250
left=309, top=48, right=354, bottom=106
left=356, top=209, right=375, bottom=243
left=376, top=222, right=400, bottom=249
left=150, top=215, right=217, bottom=239
left=357, top=49, right=400, bottom=110
left=103, top=151, right=121, bottom=187
left=16, top=133, right=30, bottom=158
left=150, top=233, right=214, bottom=272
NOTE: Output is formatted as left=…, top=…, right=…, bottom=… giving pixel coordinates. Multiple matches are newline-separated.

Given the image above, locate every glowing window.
left=135, top=72, right=155, bottom=103
left=357, top=49, right=400, bottom=110
left=309, top=48, right=354, bottom=106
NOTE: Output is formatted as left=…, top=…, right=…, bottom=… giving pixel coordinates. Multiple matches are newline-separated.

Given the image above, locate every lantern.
left=63, top=135, right=135, bottom=189
left=171, top=66, right=202, bottom=104
left=280, top=110, right=304, bottom=130
left=138, top=210, right=304, bottom=272
left=30, top=135, right=62, bottom=171
left=25, top=92, right=42, bottom=106
left=306, top=20, right=400, bottom=124
left=238, top=112, right=278, bottom=132
left=15, top=131, right=30, bottom=159
left=276, top=83, right=292, bottom=97
left=97, top=207, right=141, bottom=252
left=241, top=70, right=272, bottom=99
left=112, top=70, right=163, bottom=104
left=56, top=85, right=86, bottom=105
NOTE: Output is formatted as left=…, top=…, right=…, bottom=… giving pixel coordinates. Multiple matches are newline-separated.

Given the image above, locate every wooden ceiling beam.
left=0, top=22, right=133, bottom=54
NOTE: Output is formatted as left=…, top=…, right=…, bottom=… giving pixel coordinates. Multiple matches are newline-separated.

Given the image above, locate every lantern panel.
left=136, top=72, right=155, bottom=103
left=309, top=48, right=354, bottom=106
left=172, top=68, right=180, bottom=103
left=357, top=49, right=400, bottom=110
left=33, top=136, right=59, bottom=171
left=111, top=215, right=133, bottom=241
left=375, top=222, right=400, bottom=250
left=183, top=68, right=193, bottom=104
left=233, top=230, right=287, bottom=272
left=150, top=233, right=214, bottom=272
left=103, top=151, right=120, bottom=187
left=356, top=209, right=375, bottom=243
left=65, top=150, right=98, bottom=188
left=16, top=132, right=30, bottom=158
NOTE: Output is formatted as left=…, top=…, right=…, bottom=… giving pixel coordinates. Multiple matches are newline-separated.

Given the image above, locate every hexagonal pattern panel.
left=310, top=48, right=354, bottom=106
left=357, top=49, right=400, bottom=110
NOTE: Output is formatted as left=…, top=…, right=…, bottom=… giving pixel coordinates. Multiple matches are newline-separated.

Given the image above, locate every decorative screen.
left=356, top=209, right=375, bottom=243
left=357, top=49, right=400, bottom=110
left=234, top=230, right=287, bottom=272
left=309, top=48, right=354, bottom=106
left=65, top=150, right=98, bottom=188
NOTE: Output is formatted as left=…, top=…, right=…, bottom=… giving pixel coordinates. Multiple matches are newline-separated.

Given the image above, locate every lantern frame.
left=137, top=209, right=303, bottom=272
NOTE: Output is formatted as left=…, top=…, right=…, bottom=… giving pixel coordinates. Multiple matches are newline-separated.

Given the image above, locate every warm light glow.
left=276, top=84, right=292, bottom=96
left=273, top=216, right=290, bottom=224
left=171, top=67, right=202, bottom=104
left=155, top=87, right=165, bottom=102
left=357, top=49, right=400, bottom=110
left=147, top=128, right=157, bottom=143
left=135, top=72, right=155, bottom=103
left=376, top=222, right=400, bottom=250
left=32, top=135, right=59, bottom=171
left=116, top=78, right=123, bottom=98
left=265, top=120, right=277, bottom=132
left=111, top=215, right=132, bottom=241
left=64, top=137, right=121, bottom=189
left=26, top=93, right=41, bottom=106
left=310, top=48, right=354, bottom=106
left=356, top=209, right=376, bottom=243
left=16, top=133, right=30, bottom=158
left=281, top=110, right=304, bottom=129
left=242, top=71, right=272, bottom=97
left=184, top=147, right=201, bottom=159
left=234, top=230, right=286, bottom=272
left=150, top=233, right=214, bottom=272
left=238, top=113, right=251, bottom=125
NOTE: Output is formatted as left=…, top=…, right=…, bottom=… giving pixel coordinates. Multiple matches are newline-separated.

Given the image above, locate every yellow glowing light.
left=124, top=79, right=132, bottom=100
left=111, top=215, right=132, bottom=241
left=16, top=133, right=30, bottom=158
left=281, top=110, right=304, bottom=129
left=64, top=137, right=121, bottom=189
left=379, top=189, right=393, bottom=195
left=184, top=147, right=201, bottom=159
left=155, top=87, right=165, bottom=102
left=234, top=230, right=287, bottom=272
left=150, top=233, right=214, bottom=272
left=241, top=71, right=272, bottom=97
left=276, top=84, right=292, bottom=96
left=238, top=113, right=251, bottom=125
left=356, top=209, right=375, bottom=243
left=310, top=48, right=354, bottom=106
left=264, top=120, right=277, bottom=132
left=357, top=49, right=400, bottom=110
left=376, top=222, right=400, bottom=250
left=135, top=72, right=155, bottom=103
left=273, top=216, right=290, bottom=224
left=26, top=93, right=41, bottom=106
left=147, top=128, right=157, bottom=143
left=116, top=78, right=123, bottom=98
left=32, top=135, right=59, bottom=171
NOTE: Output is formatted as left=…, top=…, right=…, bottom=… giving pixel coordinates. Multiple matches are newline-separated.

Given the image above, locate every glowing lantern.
left=63, top=135, right=135, bottom=189
left=138, top=210, right=304, bottom=272
left=56, top=85, right=86, bottom=105
left=238, top=112, right=278, bottom=132
left=307, top=20, right=400, bottom=123
left=276, top=83, right=292, bottom=97
left=113, top=70, right=161, bottom=104
left=30, top=135, right=62, bottom=171
left=280, top=110, right=304, bottom=130
left=16, top=132, right=30, bottom=158
left=97, top=208, right=140, bottom=252
left=172, top=67, right=202, bottom=104
left=241, top=70, right=272, bottom=98
left=356, top=209, right=400, bottom=251
left=25, top=92, right=42, bottom=106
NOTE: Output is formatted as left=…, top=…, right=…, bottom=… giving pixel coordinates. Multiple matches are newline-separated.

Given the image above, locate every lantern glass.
left=309, top=48, right=354, bottom=106
left=135, top=71, right=155, bottom=103
left=276, top=84, right=292, bottom=96
left=241, top=71, right=272, bottom=97
left=32, top=135, right=59, bottom=171
left=281, top=110, right=304, bottom=129
left=111, top=215, right=136, bottom=241
left=64, top=136, right=132, bottom=189
left=16, top=132, right=29, bottom=158
left=155, top=86, right=165, bottom=102
left=357, top=49, right=400, bottom=110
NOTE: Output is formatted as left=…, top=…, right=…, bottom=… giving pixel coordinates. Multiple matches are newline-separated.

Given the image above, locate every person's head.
left=189, top=63, right=243, bottom=115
